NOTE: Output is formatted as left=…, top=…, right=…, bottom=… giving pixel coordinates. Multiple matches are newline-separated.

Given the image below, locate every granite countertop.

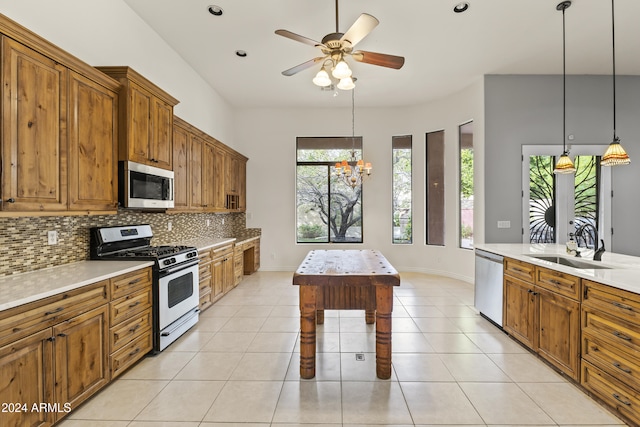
left=0, top=260, right=154, bottom=312
left=475, top=243, right=640, bottom=295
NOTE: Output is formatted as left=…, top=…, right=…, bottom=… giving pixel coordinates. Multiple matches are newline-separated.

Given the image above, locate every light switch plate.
left=497, top=220, right=511, bottom=229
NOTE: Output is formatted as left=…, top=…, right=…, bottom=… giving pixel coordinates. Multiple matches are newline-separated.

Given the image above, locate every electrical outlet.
left=206, top=219, right=211, bottom=227
left=167, top=221, right=172, bottom=231
left=47, top=230, right=58, bottom=245
left=221, top=218, right=225, bottom=225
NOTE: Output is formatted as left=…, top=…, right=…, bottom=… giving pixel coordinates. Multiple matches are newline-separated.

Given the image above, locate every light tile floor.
left=61, top=271, right=628, bottom=426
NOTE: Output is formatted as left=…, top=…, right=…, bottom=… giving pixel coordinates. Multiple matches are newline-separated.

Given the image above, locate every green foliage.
left=461, top=223, right=473, bottom=239
left=297, top=224, right=324, bottom=239
left=460, top=148, right=474, bottom=198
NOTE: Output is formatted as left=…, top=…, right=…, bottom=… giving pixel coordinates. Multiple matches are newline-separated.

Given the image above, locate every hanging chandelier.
left=553, top=1, right=576, bottom=175
left=601, top=0, right=630, bottom=166
left=334, top=89, right=371, bottom=188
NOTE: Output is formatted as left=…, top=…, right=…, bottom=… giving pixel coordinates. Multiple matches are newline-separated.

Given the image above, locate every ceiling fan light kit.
left=275, top=0, right=404, bottom=91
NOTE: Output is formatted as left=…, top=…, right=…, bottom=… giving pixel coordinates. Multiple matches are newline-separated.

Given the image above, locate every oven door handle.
left=160, top=259, right=200, bottom=275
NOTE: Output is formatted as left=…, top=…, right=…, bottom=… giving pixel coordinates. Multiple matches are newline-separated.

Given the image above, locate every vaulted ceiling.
left=124, top=0, right=640, bottom=109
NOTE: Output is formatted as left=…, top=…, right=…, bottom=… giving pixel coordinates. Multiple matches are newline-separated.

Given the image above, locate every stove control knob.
left=163, top=258, right=173, bottom=266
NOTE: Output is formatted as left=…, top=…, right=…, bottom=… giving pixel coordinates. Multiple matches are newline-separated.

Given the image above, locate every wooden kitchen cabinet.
left=108, top=267, right=153, bottom=379
left=198, top=248, right=213, bottom=311
left=503, top=258, right=581, bottom=380
left=1, top=36, right=67, bottom=212
left=96, top=66, right=178, bottom=171
left=1, top=16, right=120, bottom=215
left=0, top=280, right=110, bottom=425
left=582, top=279, right=640, bottom=425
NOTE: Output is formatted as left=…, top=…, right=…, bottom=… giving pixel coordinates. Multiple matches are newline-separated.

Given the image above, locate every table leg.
left=299, top=286, right=317, bottom=379
left=375, top=285, right=393, bottom=379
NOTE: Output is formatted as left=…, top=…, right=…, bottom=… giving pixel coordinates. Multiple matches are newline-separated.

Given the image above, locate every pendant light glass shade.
left=600, top=0, right=631, bottom=167
left=332, top=59, right=352, bottom=79
left=554, top=152, right=577, bottom=174
left=553, top=1, right=576, bottom=175
left=601, top=137, right=631, bottom=166
left=337, top=76, right=355, bottom=90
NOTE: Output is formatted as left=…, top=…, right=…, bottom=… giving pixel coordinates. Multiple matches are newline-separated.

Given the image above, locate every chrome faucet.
left=574, top=222, right=605, bottom=261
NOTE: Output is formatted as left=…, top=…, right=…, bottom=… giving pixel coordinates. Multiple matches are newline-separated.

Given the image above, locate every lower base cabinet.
left=0, top=266, right=152, bottom=426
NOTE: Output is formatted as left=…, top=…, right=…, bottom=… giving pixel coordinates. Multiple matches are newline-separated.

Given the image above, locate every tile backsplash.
left=0, top=210, right=259, bottom=277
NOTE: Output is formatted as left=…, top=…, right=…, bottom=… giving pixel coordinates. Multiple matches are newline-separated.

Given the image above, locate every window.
left=426, top=130, right=445, bottom=245
left=296, top=137, right=363, bottom=243
left=392, top=135, right=412, bottom=244
left=459, top=121, right=474, bottom=249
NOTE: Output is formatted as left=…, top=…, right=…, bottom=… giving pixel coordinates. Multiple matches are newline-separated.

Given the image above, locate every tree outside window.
left=392, top=135, right=412, bottom=244
left=296, top=137, right=363, bottom=243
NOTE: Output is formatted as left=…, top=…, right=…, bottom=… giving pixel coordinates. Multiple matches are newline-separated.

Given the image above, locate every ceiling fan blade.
left=275, top=29, right=325, bottom=48
left=281, top=57, right=326, bottom=76
left=340, top=13, right=379, bottom=47
left=352, top=51, right=405, bottom=69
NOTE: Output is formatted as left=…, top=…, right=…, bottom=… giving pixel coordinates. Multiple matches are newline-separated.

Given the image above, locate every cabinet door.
left=190, top=134, right=204, bottom=209
left=223, top=256, right=235, bottom=293
left=1, top=37, right=67, bottom=212
left=172, top=122, right=189, bottom=210
left=503, top=275, right=536, bottom=349
left=53, top=305, right=109, bottom=414
left=211, top=257, right=225, bottom=298
left=0, top=328, right=54, bottom=427
left=127, top=81, right=153, bottom=165
left=213, top=145, right=226, bottom=209
left=68, top=71, right=118, bottom=211
left=238, top=158, right=247, bottom=211
left=151, top=97, right=173, bottom=170
left=537, top=287, right=580, bottom=380
left=202, top=141, right=216, bottom=210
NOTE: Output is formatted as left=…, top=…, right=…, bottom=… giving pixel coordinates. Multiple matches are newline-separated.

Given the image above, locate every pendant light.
left=601, top=0, right=631, bottom=166
left=553, top=1, right=576, bottom=174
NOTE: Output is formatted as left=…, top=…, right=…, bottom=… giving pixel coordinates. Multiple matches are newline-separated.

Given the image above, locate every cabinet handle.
left=612, top=362, right=632, bottom=374
left=2, top=198, right=16, bottom=203
left=129, top=324, right=141, bottom=333
left=47, top=336, right=56, bottom=342
left=45, top=307, right=64, bottom=316
left=612, top=331, right=632, bottom=341
left=127, top=278, right=142, bottom=286
left=612, top=393, right=632, bottom=406
left=128, top=301, right=141, bottom=308
left=549, top=279, right=561, bottom=286
left=612, top=302, right=634, bottom=311
left=129, top=347, right=141, bottom=357
left=57, top=333, right=67, bottom=338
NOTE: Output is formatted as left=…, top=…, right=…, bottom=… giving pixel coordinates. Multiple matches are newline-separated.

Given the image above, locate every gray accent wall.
left=484, top=75, right=640, bottom=256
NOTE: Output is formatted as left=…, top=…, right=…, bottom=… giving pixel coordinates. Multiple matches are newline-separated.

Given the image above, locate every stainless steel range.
left=90, top=224, right=199, bottom=351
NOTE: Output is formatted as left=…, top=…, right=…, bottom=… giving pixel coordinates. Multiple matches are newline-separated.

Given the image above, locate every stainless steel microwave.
left=119, top=161, right=174, bottom=209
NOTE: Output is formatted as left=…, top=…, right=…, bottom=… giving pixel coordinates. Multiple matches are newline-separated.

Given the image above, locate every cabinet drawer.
left=199, top=250, right=212, bottom=264
left=583, top=306, right=640, bottom=355
left=199, top=262, right=212, bottom=279
left=581, top=361, right=640, bottom=426
left=536, top=266, right=581, bottom=300
left=199, top=276, right=212, bottom=295
left=583, top=280, right=640, bottom=324
left=111, top=268, right=152, bottom=300
left=212, top=244, right=233, bottom=258
left=199, top=291, right=213, bottom=312
left=110, top=332, right=152, bottom=379
left=110, top=288, right=152, bottom=326
left=504, top=258, right=535, bottom=282
left=110, top=311, right=152, bottom=352
left=583, top=331, right=640, bottom=389
left=0, top=280, right=109, bottom=347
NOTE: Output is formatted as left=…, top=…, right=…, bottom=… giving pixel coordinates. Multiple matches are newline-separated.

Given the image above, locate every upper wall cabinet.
left=0, top=14, right=120, bottom=215
left=171, top=116, right=247, bottom=213
left=96, top=66, right=178, bottom=171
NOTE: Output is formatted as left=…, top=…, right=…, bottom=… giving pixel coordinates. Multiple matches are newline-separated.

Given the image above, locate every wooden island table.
left=292, top=249, right=400, bottom=379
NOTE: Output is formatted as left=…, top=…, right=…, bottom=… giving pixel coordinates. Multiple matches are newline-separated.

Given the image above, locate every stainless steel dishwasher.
left=474, top=249, right=504, bottom=327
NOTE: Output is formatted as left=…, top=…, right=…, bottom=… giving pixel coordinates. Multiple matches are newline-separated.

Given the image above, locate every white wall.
left=0, top=0, right=236, bottom=146
left=237, top=79, right=484, bottom=282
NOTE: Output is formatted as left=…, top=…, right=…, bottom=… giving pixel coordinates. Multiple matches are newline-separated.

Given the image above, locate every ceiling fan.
left=275, top=0, right=405, bottom=87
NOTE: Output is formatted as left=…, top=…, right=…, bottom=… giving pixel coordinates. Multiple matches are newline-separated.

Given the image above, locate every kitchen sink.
left=527, top=255, right=612, bottom=269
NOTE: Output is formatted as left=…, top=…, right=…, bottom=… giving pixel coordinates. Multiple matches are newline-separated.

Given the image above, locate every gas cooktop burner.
left=121, top=245, right=194, bottom=258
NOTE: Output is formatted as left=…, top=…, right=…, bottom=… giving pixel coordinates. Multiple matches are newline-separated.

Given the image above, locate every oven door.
left=158, top=260, right=199, bottom=330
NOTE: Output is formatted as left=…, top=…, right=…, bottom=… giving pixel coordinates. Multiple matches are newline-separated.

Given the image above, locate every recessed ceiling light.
left=235, top=50, right=247, bottom=58
left=208, top=5, right=223, bottom=16
left=453, top=2, right=470, bottom=13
